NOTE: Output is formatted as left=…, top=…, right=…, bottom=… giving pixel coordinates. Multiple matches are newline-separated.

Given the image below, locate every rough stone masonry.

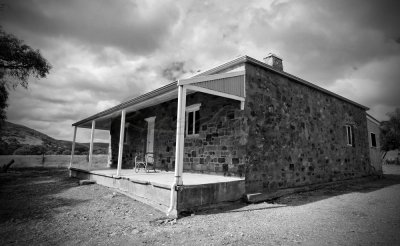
left=109, top=60, right=371, bottom=195
left=243, top=62, right=370, bottom=193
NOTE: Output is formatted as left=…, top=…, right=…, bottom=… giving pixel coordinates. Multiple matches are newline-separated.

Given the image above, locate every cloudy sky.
left=1, top=0, right=399, bottom=142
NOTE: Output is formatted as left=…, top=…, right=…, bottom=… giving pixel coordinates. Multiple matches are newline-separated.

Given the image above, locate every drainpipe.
left=167, top=85, right=186, bottom=216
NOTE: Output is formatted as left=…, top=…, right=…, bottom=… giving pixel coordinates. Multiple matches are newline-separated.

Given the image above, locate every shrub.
left=13, top=145, right=45, bottom=155
left=385, top=157, right=400, bottom=165
left=45, top=150, right=55, bottom=155
left=62, top=150, right=71, bottom=155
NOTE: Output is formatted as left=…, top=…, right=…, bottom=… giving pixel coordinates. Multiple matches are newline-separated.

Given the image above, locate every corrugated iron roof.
left=72, top=81, right=177, bottom=127
left=73, top=55, right=369, bottom=127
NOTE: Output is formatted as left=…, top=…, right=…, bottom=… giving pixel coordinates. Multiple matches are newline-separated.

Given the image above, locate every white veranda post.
left=69, top=126, right=77, bottom=169
left=89, top=120, right=96, bottom=170
left=174, top=85, right=186, bottom=185
left=107, top=131, right=112, bottom=168
left=167, top=85, right=187, bottom=216
left=117, top=110, right=126, bottom=177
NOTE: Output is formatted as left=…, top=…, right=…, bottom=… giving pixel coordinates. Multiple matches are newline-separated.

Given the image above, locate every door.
left=145, top=116, right=156, bottom=153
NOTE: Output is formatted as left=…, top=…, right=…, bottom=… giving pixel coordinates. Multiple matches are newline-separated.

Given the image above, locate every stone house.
left=73, top=53, right=374, bottom=197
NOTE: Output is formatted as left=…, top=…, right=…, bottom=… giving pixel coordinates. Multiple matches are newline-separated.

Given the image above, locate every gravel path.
left=1, top=166, right=399, bottom=245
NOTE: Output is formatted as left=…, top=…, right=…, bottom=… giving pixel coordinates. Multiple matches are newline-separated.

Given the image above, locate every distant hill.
left=0, top=121, right=108, bottom=155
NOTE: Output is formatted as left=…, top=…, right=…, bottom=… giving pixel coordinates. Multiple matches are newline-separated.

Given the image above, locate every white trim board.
left=178, top=71, right=245, bottom=86
left=186, top=103, right=201, bottom=112
left=185, top=85, right=245, bottom=102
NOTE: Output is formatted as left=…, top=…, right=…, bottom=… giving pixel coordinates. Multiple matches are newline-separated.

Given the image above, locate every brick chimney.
left=263, top=53, right=283, bottom=71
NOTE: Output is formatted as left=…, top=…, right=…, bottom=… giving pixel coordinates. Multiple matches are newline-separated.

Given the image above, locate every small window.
left=186, top=104, right=201, bottom=137
left=370, top=132, right=377, bottom=147
left=345, top=125, right=354, bottom=146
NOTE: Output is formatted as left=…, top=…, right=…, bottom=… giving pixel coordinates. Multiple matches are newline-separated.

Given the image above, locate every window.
left=186, top=104, right=201, bottom=136
left=370, top=132, right=377, bottom=147
left=345, top=125, right=354, bottom=146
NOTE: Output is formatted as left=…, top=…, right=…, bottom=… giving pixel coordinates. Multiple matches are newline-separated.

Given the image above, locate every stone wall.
left=244, top=62, right=371, bottom=193
left=182, top=93, right=247, bottom=177
left=110, top=92, right=247, bottom=176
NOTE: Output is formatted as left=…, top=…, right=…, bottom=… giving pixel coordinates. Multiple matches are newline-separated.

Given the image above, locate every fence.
left=0, top=155, right=108, bottom=168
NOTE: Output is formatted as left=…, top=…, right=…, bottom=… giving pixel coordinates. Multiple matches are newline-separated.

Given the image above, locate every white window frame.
left=370, top=132, right=377, bottom=148
left=185, top=103, right=201, bottom=137
left=345, top=124, right=353, bottom=146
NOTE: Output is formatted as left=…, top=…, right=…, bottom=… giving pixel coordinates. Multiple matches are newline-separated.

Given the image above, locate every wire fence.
left=0, top=155, right=108, bottom=169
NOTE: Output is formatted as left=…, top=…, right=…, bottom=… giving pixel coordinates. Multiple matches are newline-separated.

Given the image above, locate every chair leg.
left=135, top=162, right=144, bottom=173
left=134, top=163, right=139, bottom=173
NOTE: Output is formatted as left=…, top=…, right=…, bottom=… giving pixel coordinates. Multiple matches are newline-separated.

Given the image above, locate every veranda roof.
left=73, top=71, right=245, bottom=130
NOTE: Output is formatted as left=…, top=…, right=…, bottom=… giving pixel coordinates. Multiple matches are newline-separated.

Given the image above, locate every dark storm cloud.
left=323, top=0, right=400, bottom=40
left=161, top=61, right=186, bottom=81
left=1, top=0, right=180, bottom=54
left=34, top=95, right=69, bottom=104
left=2, top=0, right=399, bottom=141
left=243, top=0, right=400, bottom=86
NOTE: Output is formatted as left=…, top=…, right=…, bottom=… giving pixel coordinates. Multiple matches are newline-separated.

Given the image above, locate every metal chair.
left=134, top=152, right=156, bottom=173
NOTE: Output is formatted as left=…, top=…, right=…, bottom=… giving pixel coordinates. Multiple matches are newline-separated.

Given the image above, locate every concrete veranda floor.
left=77, top=167, right=244, bottom=186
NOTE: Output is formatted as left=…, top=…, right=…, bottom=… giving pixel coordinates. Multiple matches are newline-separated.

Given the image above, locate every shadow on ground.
left=195, top=169, right=400, bottom=216
left=273, top=173, right=400, bottom=206
left=0, top=167, right=87, bottom=223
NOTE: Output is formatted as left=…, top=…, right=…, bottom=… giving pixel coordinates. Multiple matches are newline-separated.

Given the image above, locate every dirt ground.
left=1, top=166, right=400, bottom=246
